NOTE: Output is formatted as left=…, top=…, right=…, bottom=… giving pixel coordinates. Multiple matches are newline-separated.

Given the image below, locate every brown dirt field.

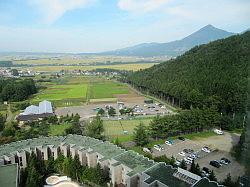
left=115, top=94, right=145, bottom=103
left=114, top=88, right=146, bottom=103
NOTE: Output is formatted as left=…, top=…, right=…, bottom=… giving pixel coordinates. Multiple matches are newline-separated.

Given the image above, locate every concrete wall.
left=86, top=152, right=98, bottom=167
left=78, top=149, right=88, bottom=166
left=16, top=151, right=27, bottom=168
left=110, top=163, right=123, bottom=185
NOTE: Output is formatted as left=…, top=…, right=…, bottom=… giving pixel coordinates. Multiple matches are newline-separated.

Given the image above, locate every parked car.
left=190, top=153, right=198, bottom=159
left=175, top=160, right=181, bottom=166
left=183, top=149, right=194, bottom=154
left=210, top=160, right=221, bottom=168
left=184, top=158, right=192, bottom=164
left=214, top=129, right=224, bottom=135
left=178, top=151, right=185, bottom=157
left=220, top=158, right=231, bottom=165
left=178, top=136, right=185, bottom=141
left=143, top=147, right=152, bottom=154
left=154, top=145, right=164, bottom=151
left=202, top=146, right=211, bottom=153
left=186, top=157, right=193, bottom=162
left=202, top=167, right=211, bottom=174
left=165, top=141, right=173, bottom=146
left=201, top=171, right=209, bottom=177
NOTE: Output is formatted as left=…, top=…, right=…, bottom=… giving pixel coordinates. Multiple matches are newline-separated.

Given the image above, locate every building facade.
left=0, top=135, right=222, bottom=187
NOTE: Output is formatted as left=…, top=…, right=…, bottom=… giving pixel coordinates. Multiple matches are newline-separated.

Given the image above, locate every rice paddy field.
left=24, top=63, right=156, bottom=72
left=31, top=76, right=131, bottom=107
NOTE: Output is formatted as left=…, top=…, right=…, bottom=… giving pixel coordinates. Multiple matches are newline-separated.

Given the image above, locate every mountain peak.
left=101, top=25, right=235, bottom=57
left=199, top=24, right=219, bottom=32
left=204, top=24, right=215, bottom=28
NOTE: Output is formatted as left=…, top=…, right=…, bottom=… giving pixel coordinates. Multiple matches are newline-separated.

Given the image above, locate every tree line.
left=133, top=107, right=220, bottom=145
left=126, top=32, right=249, bottom=116
left=20, top=152, right=110, bottom=187
left=0, top=114, right=82, bottom=145
left=0, top=78, right=37, bottom=101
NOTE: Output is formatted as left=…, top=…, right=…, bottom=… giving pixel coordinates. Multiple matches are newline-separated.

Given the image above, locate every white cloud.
left=29, top=0, right=96, bottom=24
left=118, top=0, right=170, bottom=13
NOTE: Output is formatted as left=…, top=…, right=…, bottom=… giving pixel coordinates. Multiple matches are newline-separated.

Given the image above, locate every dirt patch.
left=115, top=94, right=145, bottom=103
left=194, top=132, right=240, bottom=152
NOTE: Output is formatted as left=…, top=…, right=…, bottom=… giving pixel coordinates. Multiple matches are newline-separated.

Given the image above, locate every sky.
left=0, top=0, right=249, bottom=53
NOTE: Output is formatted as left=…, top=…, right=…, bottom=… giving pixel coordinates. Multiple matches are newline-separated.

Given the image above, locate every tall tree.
left=85, top=116, right=104, bottom=140
left=133, top=122, right=149, bottom=146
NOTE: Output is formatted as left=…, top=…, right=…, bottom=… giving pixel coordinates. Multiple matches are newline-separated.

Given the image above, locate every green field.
left=89, top=81, right=129, bottom=99
left=31, top=77, right=89, bottom=106
left=103, top=118, right=152, bottom=142
left=49, top=124, right=71, bottom=136
left=33, top=84, right=88, bottom=101
left=31, top=76, right=130, bottom=107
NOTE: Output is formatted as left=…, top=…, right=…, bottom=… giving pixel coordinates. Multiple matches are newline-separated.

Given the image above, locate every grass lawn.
left=103, top=118, right=152, bottom=142
left=89, top=81, right=129, bottom=99
left=49, top=124, right=71, bottom=136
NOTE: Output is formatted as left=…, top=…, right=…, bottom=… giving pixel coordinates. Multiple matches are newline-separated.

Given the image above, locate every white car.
left=214, top=129, right=224, bottom=135
left=154, top=145, right=164, bottom=151
left=178, top=151, right=185, bottom=157
left=175, top=160, right=181, bottom=166
left=202, top=147, right=211, bottom=153
left=184, top=158, right=192, bottom=164
left=186, top=157, right=193, bottom=162
left=143, top=147, right=151, bottom=154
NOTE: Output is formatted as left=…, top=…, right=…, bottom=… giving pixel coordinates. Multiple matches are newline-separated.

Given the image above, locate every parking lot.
left=56, top=101, right=172, bottom=120
left=150, top=132, right=245, bottom=181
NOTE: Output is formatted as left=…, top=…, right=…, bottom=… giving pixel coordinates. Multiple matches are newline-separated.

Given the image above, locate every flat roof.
left=144, top=163, right=190, bottom=187
left=91, top=141, right=125, bottom=159
left=0, top=136, right=64, bottom=158
left=114, top=150, right=156, bottom=176
left=0, top=164, right=18, bottom=187
left=193, top=178, right=223, bottom=187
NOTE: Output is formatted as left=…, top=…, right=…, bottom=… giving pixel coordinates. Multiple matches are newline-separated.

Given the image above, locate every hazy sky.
left=0, top=0, right=249, bottom=53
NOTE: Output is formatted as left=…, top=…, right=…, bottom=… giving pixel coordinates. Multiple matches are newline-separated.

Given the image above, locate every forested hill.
left=127, top=31, right=250, bottom=114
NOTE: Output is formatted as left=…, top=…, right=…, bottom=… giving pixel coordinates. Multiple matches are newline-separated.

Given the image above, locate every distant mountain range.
left=100, top=24, right=235, bottom=57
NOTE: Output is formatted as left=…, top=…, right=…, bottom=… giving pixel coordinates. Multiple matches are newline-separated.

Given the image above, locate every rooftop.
left=91, top=141, right=125, bottom=159
left=0, top=135, right=222, bottom=187
left=21, top=100, right=53, bottom=115
left=114, top=150, right=156, bottom=176
left=0, top=164, right=18, bottom=187
left=63, top=134, right=101, bottom=148
left=144, top=163, right=190, bottom=187
left=0, top=136, right=64, bottom=158
left=193, top=178, right=224, bottom=187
